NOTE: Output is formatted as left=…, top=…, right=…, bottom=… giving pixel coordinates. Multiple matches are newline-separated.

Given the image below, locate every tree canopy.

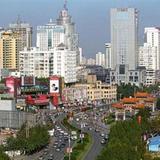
left=97, top=109, right=151, bottom=160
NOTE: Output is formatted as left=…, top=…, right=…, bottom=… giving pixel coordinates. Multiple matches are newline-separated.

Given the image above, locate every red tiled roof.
left=121, top=97, right=139, bottom=104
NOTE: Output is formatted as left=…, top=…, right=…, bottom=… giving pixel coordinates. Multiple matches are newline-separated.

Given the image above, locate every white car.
left=76, top=118, right=80, bottom=122
left=64, top=132, right=68, bottom=136
left=71, top=135, right=77, bottom=140
left=100, top=133, right=105, bottom=137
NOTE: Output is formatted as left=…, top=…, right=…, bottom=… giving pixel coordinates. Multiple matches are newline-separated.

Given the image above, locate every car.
left=60, top=130, right=64, bottom=134
left=76, top=118, right=80, bottom=122
left=88, top=127, right=92, bottom=131
left=64, top=137, right=68, bottom=141
left=71, top=135, right=77, bottom=140
left=64, top=132, right=68, bottom=136
left=54, top=141, right=58, bottom=145
left=104, top=135, right=109, bottom=140
left=101, top=139, right=106, bottom=144
left=44, top=151, right=48, bottom=155
left=50, top=154, right=53, bottom=157
left=56, top=147, right=61, bottom=152
left=38, top=156, right=43, bottom=160
left=61, top=143, right=66, bottom=148
left=100, top=133, right=105, bottom=137
left=53, top=144, right=57, bottom=148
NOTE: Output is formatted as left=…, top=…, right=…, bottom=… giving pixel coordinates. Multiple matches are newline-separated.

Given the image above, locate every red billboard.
left=6, top=77, right=14, bottom=94
left=26, top=95, right=49, bottom=106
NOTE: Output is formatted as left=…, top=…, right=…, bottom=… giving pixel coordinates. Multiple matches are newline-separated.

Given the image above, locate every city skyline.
left=0, top=0, right=160, bottom=58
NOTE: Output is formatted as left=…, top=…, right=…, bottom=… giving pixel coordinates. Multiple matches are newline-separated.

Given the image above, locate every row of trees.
left=0, top=146, right=10, bottom=160
left=96, top=109, right=160, bottom=160
left=117, top=83, right=160, bottom=100
left=5, top=124, right=50, bottom=154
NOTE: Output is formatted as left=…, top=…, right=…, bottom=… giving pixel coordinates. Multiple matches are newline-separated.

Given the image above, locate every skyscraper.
left=36, top=21, right=65, bottom=50
left=9, top=19, right=32, bottom=49
left=144, top=27, right=160, bottom=70
left=0, top=31, right=22, bottom=70
left=111, top=8, right=138, bottom=70
left=56, top=3, right=78, bottom=51
left=105, top=43, right=111, bottom=69
left=20, top=1, right=79, bottom=83
left=37, top=2, right=78, bottom=52
left=96, top=52, right=105, bottom=67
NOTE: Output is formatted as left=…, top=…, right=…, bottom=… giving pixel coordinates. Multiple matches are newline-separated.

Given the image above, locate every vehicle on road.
left=100, top=139, right=106, bottom=144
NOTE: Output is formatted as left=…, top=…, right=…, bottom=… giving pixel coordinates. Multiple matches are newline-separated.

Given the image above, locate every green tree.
left=156, top=98, right=160, bottom=109
left=97, top=109, right=151, bottom=160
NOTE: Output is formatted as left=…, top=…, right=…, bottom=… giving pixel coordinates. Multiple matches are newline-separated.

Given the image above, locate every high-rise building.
left=144, top=27, right=160, bottom=70
left=0, top=27, right=4, bottom=38
left=19, top=45, right=77, bottom=83
left=96, top=52, right=105, bottom=67
left=9, top=20, right=32, bottom=48
left=0, top=31, right=22, bottom=70
left=139, top=43, right=157, bottom=70
left=36, top=20, right=65, bottom=50
left=138, top=27, right=160, bottom=85
left=105, top=43, right=111, bottom=68
left=111, top=8, right=138, bottom=70
left=19, top=1, right=80, bottom=82
left=56, top=3, right=78, bottom=51
left=37, top=3, right=78, bottom=52
left=87, top=58, right=96, bottom=65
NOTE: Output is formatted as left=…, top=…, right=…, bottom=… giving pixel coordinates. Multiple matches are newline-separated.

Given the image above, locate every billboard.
left=5, top=77, right=15, bottom=94
left=21, top=76, right=35, bottom=86
left=50, top=79, right=59, bottom=94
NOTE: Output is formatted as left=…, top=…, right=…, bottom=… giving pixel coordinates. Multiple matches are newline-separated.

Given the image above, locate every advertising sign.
left=21, top=76, right=35, bottom=86
left=50, top=79, right=59, bottom=93
left=5, top=77, right=15, bottom=94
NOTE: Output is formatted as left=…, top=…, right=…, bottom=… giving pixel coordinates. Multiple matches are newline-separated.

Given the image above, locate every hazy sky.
left=0, top=0, right=160, bottom=58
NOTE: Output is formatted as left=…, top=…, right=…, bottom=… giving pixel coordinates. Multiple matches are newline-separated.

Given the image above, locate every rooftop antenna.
left=64, top=0, right=68, bottom=10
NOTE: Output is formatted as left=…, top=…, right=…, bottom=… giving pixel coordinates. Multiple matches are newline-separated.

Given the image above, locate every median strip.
left=62, top=118, right=93, bottom=160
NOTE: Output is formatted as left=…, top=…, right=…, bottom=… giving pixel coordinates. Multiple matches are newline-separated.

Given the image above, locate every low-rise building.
left=112, top=92, right=156, bottom=121
left=62, top=87, right=87, bottom=104
left=75, top=79, right=117, bottom=104
left=108, top=65, right=146, bottom=86
left=148, top=136, right=160, bottom=152
left=77, top=65, right=109, bottom=83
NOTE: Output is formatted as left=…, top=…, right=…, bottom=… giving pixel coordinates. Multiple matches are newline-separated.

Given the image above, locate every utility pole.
left=25, top=120, right=29, bottom=138
left=68, top=134, right=71, bottom=160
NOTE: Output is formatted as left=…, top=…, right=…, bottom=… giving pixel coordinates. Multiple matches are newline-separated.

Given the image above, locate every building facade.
left=108, top=65, right=146, bottom=86
left=144, top=27, right=160, bottom=70
left=9, top=21, right=32, bottom=49
left=138, top=27, right=160, bottom=85
left=19, top=45, right=77, bottom=83
left=87, top=58, right=96, bottom=65
left=105, top=43, right=111, bottom=69
left=36, top=21, right=65, bottom=50
left=76, top=65, right=109, bottom=83
left=111, top=8, right=138, bottom=70
left=75, top=81, right=117, bottom=103
left=96, top=52, right=105, bottom=67
left=0, top=31, right=22, bottom=70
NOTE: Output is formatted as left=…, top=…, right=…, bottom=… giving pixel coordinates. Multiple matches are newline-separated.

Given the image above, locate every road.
left=15, top=104, right=110, bottom=160
left=14, top=112, right=74, bottom=160
left=71, top=108, right=110, bottom=160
